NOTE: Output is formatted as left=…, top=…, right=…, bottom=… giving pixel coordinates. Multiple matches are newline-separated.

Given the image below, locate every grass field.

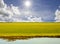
left=0, top=22, right=60, bottom=36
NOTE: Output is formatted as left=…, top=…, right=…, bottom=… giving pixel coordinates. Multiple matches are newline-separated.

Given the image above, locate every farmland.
left=0, top=22, right=60, bottom=36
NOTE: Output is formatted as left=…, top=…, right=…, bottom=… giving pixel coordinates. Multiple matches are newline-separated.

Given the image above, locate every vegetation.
left=0, top=22, right=60, bottom=36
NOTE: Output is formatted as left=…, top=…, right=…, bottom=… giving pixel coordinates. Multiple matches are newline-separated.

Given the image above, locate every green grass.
left=0, top=22, right=60, bottom=36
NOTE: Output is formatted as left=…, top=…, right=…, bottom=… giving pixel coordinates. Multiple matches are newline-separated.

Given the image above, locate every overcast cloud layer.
left=0, top=0, right=42, bottom=22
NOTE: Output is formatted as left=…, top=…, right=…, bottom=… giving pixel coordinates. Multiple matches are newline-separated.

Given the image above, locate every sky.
left=0, top=0, right=60, bottom=22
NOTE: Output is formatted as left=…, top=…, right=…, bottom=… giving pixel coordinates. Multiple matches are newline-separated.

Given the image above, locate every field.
left=0, top=22, right=60, bottom=36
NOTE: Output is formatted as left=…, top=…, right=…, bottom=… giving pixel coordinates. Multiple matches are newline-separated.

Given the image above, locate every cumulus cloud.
left=0, top=0, right=5, bottom=8
left=11, top=15, right=42, bottom=22
left=28, top=16, right=42, bottom=22
left=0, top=0, right=21, bottom=22
left=55, top=8, right=60, bottom=22
left=0, top=0, right=42, bottom=22
left=11, top=4, right=21, bottom=15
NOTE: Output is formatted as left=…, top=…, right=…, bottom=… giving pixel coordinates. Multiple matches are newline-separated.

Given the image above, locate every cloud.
left=11, top=15, right=42, bottom=22
left=0, top=0, right=21, bottom=22
left=28, top=16, right=42, bottom=22
left=55, top=8, right=60, bottom=22
left=0, top=0, right=5, bottom=8
left=0, top=0, right=42, bottom=22
left=11, top=4, right=21, bottom=15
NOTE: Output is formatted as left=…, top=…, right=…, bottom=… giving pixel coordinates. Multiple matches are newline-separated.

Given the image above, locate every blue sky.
left=0, top=0, right=60, bottom=22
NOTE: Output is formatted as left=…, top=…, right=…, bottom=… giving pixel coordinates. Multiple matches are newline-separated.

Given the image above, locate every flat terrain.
left=0, top=22, right=60, bottom=36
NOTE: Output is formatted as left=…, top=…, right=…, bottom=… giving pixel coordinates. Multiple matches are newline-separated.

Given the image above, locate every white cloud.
left=28, top=16, right=42, bottom=22
left=0, top=0, right=42, bottom=22
left=0, top=0, right=21, bottom=22
left=0, top=0, right=5, bottom=8
left=55, top=9, right=60, bottom=22
left=11, top=4, right=21, bottom=15
left=11, top=15, right=43, bottom=22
